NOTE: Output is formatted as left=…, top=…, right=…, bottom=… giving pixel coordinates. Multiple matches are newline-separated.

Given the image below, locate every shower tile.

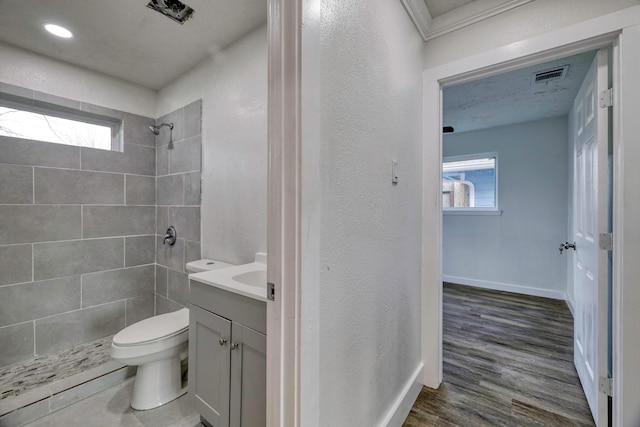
left=125, top=295, right=154, bottom=326
left=0, top=164, right=33, bottom=204
left=155, top=295, right=183, bottom=315
left=156, top=206, right=169, bottom=235
left=184, top=171, right=201, bottom=206
left=0, top=322, right=34, bottom=368
left=155, top=265, right=168, bottom=297
left=184, top=240, right=201, bottom=265
left=0, top=136, right=80, bottom=169
left=125, top=235, right=155, bottom=267
left=0, top=82, right=33, bottom=99
left=0, top=277, right=80, bottom=327
left=156, top=144, right=169, bottom=176
left=34, top=238, right=123, bottom=281
left=35, top=301, right=125, bottom=354
left=122, top=113, right=156, bottom=148
left=81, top=143, right=155, bottom=176
left=82, top=265, right=155, bottom=307
left=156, top=175, right=183, bottom=206
left=155, top=110, right=184, bottom=146
left=125, top=175, right=155, bottom=206
left=0, top=205, right=81, bottom=245
left=169, top=136, right=201, bottom=174
left=83, top=206, right=155, bottom=238
left=0, top=245, right=32, bottom=286
left=34, top=168, right=124, bottom=205
left=168, top=207, right=200, bottom=242
left=183, top=100, right=202, bottom=140
left=0, top=398, right=49, bottom=427
left=167, top=269, right=189, bottom=306
left=33, top=91, right=81, bottom=110
left=79, top=102, right=125, bottom=120
left=156, top=236, right=184, bottom=272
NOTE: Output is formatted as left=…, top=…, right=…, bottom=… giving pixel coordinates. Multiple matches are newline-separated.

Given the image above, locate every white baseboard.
left=443, top=275, right=565, bottom=300
left=565, top=294, right=575, bottom=317
left=380, top=363, right=424, bottom=427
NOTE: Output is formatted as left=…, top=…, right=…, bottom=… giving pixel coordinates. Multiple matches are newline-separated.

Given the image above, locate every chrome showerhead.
left=149, top=122, right=174, bottom=135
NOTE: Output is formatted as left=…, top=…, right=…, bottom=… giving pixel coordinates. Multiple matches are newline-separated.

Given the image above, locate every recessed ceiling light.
left=43, top=23, right=73, bottom=39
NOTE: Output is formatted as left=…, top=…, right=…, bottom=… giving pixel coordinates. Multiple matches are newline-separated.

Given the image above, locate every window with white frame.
left=443, top=153, right=498, bottom=211
left=0, top=100, right=121, bottom=151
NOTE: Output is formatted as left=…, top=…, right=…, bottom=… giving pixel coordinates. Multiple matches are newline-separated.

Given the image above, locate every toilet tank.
left=185, top=259, right=235, bottom=274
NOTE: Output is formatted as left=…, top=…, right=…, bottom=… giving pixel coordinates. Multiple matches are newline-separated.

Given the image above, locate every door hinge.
left=267, top=282, right=275, bottom=301
left=599, top=233, right=613, bottom=251
left=599, top=376, right=613, bottom=396
left=599, top=88, right=613, bottom=108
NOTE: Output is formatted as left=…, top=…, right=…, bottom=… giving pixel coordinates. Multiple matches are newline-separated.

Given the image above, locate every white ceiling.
left=443, top=50, right=597, bottom=134
left=424, top=0, right=476, bottom=18
left=0, top=0, right=267, bottom=90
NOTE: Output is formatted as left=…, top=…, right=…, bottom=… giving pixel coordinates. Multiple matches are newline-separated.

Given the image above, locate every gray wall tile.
left=0, top=82, right=34, bottom=98
left=156, top=236, right=184, bottom=272
left=167, top=269, right=189, bottom=306
left=156, top=110, right=184, bottom=146
left=184, top=240, right=201, bottom=265
left=0, top=322, right=34, bottom=368
left=125, top=295, right=154, bottom=326
left=0, top=205, right=81, bottom=244
left=34, top=168, right=124, bottom=205
left=156, top=265, right=168, bottom=297
left=33, top=91, right=81, bottom=110
left=0, top=136, right=80, bottom=169
left=169, top=207, right=200, bottom=242
left=34, top=238, right=123, bottom=280
left=81, top=143, right=155, bottom=176
left=0, top=396, right=49, bottom=426
left=82, top=265, right=155, bottom=307
left=0, top=244, right=32, bottom=286
left=0, top=277, right=81, bottom=327
left=79, top=102, right=125, bottom=120
left=183, top=100, right=202, bottom=140
left=83, top=206, right=155, bottom=238
left=169, top=136, right=201, bottom=174
left=35, top=301, right=125, bottom=354
left=122, top=113, right=156, bottom=147
left=157, top=175, right=183, bottom=205
left=0, top=164, right=33, bottom=204
left=157, top=206, right=169, bottom=235
left=156, top=144, right=169, bottom=176
left=125, top=175, right=155, bottom=205
left=184, top=171, right=201, bottom=206
left=125, top=235, right=155, bottom=267
left=156, top=295, right=183, bottom=315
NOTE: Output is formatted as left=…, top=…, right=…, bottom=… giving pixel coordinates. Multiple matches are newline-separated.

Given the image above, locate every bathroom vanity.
left=188, top=258, right=267, bottom=427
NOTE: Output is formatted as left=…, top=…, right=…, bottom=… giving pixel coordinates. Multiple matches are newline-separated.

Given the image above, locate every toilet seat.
left=113, top=308, right=189, bottom=347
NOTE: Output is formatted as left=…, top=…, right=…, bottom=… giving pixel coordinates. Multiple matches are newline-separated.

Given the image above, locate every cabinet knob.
left=231, top=343, right=239, bottom=350
left=219, top=338, right=227, bottom=346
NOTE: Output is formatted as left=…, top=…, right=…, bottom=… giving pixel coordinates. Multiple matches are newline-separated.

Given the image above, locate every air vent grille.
left=531, top=65, right=569, bottom=85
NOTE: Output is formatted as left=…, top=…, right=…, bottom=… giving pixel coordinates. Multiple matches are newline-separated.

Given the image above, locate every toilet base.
left=130, top=355, right=186, bottom=410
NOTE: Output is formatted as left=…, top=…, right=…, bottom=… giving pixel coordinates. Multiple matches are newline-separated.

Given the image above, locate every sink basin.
left=233, top=270, right=267, bottom=287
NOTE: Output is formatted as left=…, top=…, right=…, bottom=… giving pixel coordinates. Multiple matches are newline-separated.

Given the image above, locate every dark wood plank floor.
left=404, top=283, right=595, bottom=427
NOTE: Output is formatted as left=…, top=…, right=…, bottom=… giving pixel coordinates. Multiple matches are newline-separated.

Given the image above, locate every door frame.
left=421, top=6, right=640, bottom=426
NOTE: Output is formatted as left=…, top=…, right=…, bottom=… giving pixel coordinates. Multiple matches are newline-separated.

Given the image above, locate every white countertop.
left=188, top=261, right=267, bottom=302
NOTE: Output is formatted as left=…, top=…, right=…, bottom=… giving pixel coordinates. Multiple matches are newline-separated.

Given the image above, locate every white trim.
left=379, top=363, right=424, bottom=427
left=443, top=209, right=502, bottom=216
left=421, top=6, right=640, bottom=426
left=399, top=0, right=432, bottom=40
left=443, top=275, right=566, bottom=300
left=565, top=294, right=575, bottom=318
left=267, top=0, right=301, bottom=426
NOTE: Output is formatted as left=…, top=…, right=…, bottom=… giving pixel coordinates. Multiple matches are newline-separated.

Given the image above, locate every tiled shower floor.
left=0, top=335, right=114, bottom=400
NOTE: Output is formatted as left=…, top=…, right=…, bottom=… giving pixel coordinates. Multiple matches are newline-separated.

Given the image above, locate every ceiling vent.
left=531, top=65, right=569, bottom=85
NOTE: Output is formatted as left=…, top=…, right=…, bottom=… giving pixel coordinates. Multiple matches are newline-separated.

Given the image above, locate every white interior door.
left=572, top=49, right=609, bottom=426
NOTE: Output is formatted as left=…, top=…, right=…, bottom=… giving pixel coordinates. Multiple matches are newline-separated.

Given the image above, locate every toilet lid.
left=113, top=308, right=189, bottom=346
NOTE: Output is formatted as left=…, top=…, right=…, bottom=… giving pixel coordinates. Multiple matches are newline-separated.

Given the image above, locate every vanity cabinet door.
left=230, top=323, right=266, bottom=427
left=189, top=305, right=232, bottom=427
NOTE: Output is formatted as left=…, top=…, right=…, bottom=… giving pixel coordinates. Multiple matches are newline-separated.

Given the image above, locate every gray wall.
left=443, top=117, right=569, bottom=299
left=155, top=100, right=202, bottom=314
left=0, top=83, right=156, bottom=368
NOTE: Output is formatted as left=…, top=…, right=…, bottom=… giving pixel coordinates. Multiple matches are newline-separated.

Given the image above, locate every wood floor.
left=404, top=283, right=595, bottom=427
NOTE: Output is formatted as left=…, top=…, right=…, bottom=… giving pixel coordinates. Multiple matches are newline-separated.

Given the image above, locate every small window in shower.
left=0, top=102, right=121, bottom=151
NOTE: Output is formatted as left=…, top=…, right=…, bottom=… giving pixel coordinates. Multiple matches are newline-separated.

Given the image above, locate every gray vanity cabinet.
left=189, top=280, right=266, bottom=427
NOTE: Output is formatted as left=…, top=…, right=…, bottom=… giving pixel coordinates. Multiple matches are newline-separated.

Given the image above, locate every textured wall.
left=0, top=83, right=156, bottom=368
left=157, top=25, right=267, bottom=265
left=443, top=117, right=569, bottom=299
left=154, top=100, right=202, bottom=313
left=300, top=0, right=424, bottom=425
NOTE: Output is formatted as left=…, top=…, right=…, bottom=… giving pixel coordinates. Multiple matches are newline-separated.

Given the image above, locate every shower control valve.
left=163, top=226, right=177, bottom=246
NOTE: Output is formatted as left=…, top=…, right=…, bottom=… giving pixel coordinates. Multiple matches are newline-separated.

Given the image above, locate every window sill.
left=443, top=209, right=502, bottom=216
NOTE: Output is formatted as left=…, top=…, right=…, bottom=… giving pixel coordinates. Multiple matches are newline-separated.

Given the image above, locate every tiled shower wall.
left=0, top=83, right=157, bottom=368
left=155, top=101, right=202, bottom=314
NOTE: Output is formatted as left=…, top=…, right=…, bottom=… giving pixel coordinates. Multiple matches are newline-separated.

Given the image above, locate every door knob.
left=219, top=338, right=227, bottom=346
left=559, top=242, right=576, bottom=254
left=231, top=343, right=239, bottom=350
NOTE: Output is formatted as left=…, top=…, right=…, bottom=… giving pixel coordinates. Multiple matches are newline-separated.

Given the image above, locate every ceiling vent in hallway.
left=147, top=0, right=195, bottom=24
left=531, top=65, right=569, bottom=85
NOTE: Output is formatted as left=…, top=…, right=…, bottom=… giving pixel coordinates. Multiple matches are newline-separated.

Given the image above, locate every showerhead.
left=149, top=122, right=174, bottom=135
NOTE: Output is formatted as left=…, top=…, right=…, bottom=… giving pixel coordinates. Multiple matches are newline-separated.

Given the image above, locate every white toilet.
left=111, top=259, right=234, bottom=410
